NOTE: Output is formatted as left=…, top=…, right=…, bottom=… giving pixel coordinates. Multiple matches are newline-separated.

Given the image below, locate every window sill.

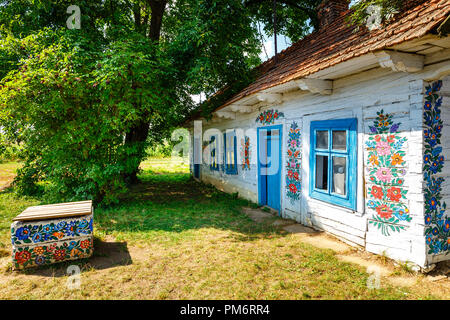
left=307, top=196, right=364, bottom=216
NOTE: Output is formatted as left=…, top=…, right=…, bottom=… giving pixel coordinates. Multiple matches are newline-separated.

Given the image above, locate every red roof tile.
left=215, top=0, right=450, bottom=112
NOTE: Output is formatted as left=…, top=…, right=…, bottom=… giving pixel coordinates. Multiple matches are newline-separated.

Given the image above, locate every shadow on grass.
left=18, top=237, right=132, bottom=277
left=4, top=169, right=282, bottom=275
left=95, top=172, right=281, bottom=242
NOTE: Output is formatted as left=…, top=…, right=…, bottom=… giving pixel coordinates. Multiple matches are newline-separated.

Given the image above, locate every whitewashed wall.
left=198, top=112, right=260, bottom=203
left=192, top=64, right=450, bottom=267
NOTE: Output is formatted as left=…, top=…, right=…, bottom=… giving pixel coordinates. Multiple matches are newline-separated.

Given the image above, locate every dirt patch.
left=242, top=207, right=274, bottom=223
left=0, top=182, right=12, bottom=192
left=389, top=276, right=418, bottom=287
left=337, top=254, right=391, bottom=277
left=280, top=222, right=350, bottom=253
left=298, top=235, right=351, bottom=254
left=271, top=219, right=296, bottom=227
left=282, top=224, right=317, bottom=234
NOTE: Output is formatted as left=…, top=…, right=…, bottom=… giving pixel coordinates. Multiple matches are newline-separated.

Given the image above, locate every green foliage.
left=0, top=28, right=180, bottom=204
left=146, top=141, right=176, bottom=158
left=349, top=0, right=405, bottom=27
left=0, top=0, right=264, bottom=204
left=0, top=132, right=20, bottom=162
left=0, top=0, right=413, bottom=205
left=244, top=0, right=320, bottom=42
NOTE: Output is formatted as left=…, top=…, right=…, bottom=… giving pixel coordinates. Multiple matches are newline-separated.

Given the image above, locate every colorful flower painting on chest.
left=366, top=109, right=411, bottom=236
left=423, top=80, right=449, bottom=255
left=12, top=238, right=93, bottom=269
left=11, top=217, right=94, bottom=246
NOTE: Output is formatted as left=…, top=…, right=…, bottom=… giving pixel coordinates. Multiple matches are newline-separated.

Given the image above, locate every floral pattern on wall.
left=240, top=136, right=251, bottom=170
left=285, top=121, right=301, bottom=203
left=12, top=238, right=93, bottom=269
left=255, top=109, right=284, bottom=125
left=366, top=110, right=411, bottom=236
left=423, top=80, right=450, bottom=255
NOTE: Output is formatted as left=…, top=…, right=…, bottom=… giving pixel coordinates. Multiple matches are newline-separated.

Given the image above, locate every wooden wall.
left=191, top=65, right=450, bottom=268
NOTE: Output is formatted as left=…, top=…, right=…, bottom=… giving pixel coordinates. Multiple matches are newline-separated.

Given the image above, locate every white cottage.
left=186, top=0, right=450, bottom=270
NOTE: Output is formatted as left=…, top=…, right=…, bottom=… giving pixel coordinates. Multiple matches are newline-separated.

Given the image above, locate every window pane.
left=332, top=156, right=346, bottom=195
left=316, top=130, right=328, bottom=149
left=332, top=130, right=347, bottom=150
left=315, top=155, right=328, bottom=190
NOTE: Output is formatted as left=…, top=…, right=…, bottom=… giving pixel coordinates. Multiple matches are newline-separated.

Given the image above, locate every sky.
left=259, top=32, right=292, bottom=61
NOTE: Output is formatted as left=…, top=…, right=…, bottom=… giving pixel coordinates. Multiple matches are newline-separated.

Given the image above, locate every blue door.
left=193, top=136, right=200, bottom=179
left=258, top=125, right=282, bottom=212
left=194, top=164, right=200, bottom=179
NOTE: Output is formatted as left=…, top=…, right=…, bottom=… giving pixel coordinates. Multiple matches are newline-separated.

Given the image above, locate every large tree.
left=0, top=0, right=406, bottom=204
left=0, top=0, right=267, bottom=203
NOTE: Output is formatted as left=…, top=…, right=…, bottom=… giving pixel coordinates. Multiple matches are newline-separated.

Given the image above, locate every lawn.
left=0, top=158, right=445, bottom=299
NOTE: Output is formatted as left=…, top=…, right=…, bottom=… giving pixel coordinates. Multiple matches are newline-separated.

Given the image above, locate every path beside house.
left=0, top=162, right=20, bottom=191
left=242, top=207, right=450, bottom=297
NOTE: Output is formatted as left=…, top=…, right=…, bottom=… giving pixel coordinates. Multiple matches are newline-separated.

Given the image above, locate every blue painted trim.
left=257, top=126, right=266, bottom=207
left=309, top=118, right=357, bottom=210
left=224, top=131, right=238, bottom=175
left=257, top=124, right=283, bottom=213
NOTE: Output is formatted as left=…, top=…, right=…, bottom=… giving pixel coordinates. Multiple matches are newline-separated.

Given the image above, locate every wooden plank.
left=23, top=200, right=91, bottom=211
left=22, top=206, right=91, bottom=214
left=13, top=200, right=92, bottom=221
left=15, top=209, right=92, bottom=218
left=22, top=201, right=91, bottom=211
left=23, top=200, right=91, bottom=209
left=21, top=207, right=92, bottom=216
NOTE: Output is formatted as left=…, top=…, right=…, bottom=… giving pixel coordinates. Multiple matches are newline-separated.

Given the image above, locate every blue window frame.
left=309, top=118, right=357, bottom=210
left=224, top=131, right=238, bottom=174
left=210, top=135, right=219, bottom=171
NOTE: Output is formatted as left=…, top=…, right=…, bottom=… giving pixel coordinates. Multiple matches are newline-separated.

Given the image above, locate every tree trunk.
left=124, top=119, right=151, bottom=184
left=148, top=0, right=166, bottom=42
left=124, top=0, right=167, bottom=184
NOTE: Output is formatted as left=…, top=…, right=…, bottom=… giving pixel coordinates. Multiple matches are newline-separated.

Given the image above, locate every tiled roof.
left=215, top=0, right=450, bottom=111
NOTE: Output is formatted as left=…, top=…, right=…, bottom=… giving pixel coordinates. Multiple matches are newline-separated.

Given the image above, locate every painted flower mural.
left=423, top=80, right=449, bottom=255
left=11, top=214, right=95, bottom=269
left=255, top=109, right=284, bottom=125
left=240, top=136, right=251, bottom=170
left=11, top=216, right=94, bottom=246
left=285, top=121, right=301, bottom=203
left=366, top=110, right=411, bottom=236
left=12, top=238, right=93, bottom=269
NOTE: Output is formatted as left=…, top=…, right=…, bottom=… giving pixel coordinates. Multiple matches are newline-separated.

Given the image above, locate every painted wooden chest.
left=11, top=200, right=94, bottom=269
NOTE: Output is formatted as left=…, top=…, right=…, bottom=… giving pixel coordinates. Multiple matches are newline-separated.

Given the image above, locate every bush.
left=0, top=132, right=20, bottom=162
left=0, top=30, right=178, bottom=205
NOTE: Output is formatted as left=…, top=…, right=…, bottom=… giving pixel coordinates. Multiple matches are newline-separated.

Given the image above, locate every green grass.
left=0, top=158, right=445, bottom=299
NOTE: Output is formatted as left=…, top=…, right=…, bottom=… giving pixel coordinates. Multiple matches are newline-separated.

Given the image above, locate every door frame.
left=257, top=124, right=283, bottom=213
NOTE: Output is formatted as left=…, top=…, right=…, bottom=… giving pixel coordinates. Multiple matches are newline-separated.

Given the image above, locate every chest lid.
left=13, top=200, right=93, bottom=222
